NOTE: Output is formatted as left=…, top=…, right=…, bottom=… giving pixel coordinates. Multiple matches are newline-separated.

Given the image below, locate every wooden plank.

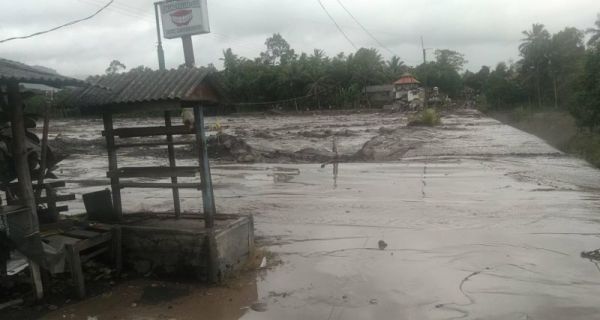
left=6, top=194, right=75, bottom=205
left=65, top=244, right=85, bottom=299
left=114, top=141, right=193, bottom=148
left=166, top=111, right=182, bottom=218
left=7, top=181, right=66, bottom=190
left=118, top=182, right=203, bottom=189
left=111, top=226, right=122, bottom=276
left=63, top=229, right=102, bottom=239
left=73, top=232, right=112, bottom=251
left=80, top=247, right=108, bottom=263
left=107, top=166, right=198, bottom=178
left=103, top=113, right=122, bottom=220
left=44, top=186, right=58, bottom=223
left=102, top=125, right=193, bottom=138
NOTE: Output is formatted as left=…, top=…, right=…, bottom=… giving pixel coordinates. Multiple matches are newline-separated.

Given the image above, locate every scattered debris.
left=250, top=302, right=268, bottom=312
left=207, top=133, right=261, bottom=163
left=259, top=257, right=267, bottom=269
left=369, top=298, right=378, bottom=305
left=0, top=298, right=23, bottom=311
left=378, top=240, right=388, bottom=250
left=581, top=249, right=600, bottom=261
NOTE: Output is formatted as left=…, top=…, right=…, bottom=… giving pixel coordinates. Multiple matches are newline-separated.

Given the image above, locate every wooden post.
left=102, top=112, right=122, bottom=220
left=165, top=111, right=181, bottom=218
left=193, top=106, right=216, bottom=227
left=35, top=100, right=50, bottom=199
left=193, top=106, right=219, bottom=283
left=7, top=81, right=43, bottom=299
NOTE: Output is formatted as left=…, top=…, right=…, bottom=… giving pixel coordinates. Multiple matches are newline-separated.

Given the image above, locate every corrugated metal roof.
left=393, top=74, right=420, bottom=85
left=0, top=58, right=87, bottom=87
left=72, top=67, right=220, bottom=108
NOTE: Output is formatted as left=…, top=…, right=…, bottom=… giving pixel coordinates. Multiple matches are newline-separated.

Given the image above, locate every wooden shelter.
left=0, top=57, right=89, bottom=299
left=70, top=67, right=252, bottom=283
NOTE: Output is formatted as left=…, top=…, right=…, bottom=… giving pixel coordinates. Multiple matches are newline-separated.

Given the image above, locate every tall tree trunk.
left=536, top=71, right=542, bottom=109
left=553, top=77, right=559, bottom=109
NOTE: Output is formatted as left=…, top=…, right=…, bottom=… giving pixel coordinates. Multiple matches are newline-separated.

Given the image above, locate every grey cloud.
left=0, top=0, right=597, bottom=77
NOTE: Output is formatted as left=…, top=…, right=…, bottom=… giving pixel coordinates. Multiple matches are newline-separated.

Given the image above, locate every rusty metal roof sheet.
left=0, top=58, right=87, bottom=87
left=393, top=74, right=420, bottom=85
left=72, top=67, right=220, bottom=109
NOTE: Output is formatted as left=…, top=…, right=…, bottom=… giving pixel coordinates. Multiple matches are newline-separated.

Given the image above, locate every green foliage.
left=482, top=62, right=527, bottom=109
left=218, top=33, right=411, bottom=110
left=586, top=13, right=600, bottom=48
left=571, top=47, right=600, bottom=130
left=105, top=60, right=126, bottom=75
left=566, top=131, right=600, bottom=167
left=509, top=106, right=532, bottom=122
left=434, top=49, right=467, bottom=71
left=408, top=108, right=441, bottom=127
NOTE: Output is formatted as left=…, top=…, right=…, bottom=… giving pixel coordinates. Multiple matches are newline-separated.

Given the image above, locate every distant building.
left=364, top=84, right=394, bottom=106
left=363, top=74, right=424, bottom=109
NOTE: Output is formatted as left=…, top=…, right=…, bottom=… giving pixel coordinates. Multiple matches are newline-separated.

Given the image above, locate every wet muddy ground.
left=24, top=109, right=600, bottom=319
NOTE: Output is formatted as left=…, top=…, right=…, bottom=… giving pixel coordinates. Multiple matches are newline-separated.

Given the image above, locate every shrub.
left=408, top=108, right=441, bottom=127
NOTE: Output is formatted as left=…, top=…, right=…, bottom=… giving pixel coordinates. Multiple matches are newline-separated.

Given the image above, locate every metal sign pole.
left=181, top=35, right=195, bottom=67
left=154, top=1, right=166, bottom=70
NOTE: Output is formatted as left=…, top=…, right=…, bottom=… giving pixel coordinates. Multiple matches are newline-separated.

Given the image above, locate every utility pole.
left=421, top=36, right=428, bottom=109
left=154, top=1, right=166, bottom=70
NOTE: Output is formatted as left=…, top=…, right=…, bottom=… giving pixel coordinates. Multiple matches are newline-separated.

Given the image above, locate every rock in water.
left=378, top=240, right=388, bottom=250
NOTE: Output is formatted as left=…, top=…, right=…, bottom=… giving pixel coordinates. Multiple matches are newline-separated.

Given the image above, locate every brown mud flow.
left=31, top=109, right=600, bottom=319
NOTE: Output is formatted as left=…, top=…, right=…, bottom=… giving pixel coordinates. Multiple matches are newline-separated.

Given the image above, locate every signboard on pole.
left=159, top=0, right=210, bottom=39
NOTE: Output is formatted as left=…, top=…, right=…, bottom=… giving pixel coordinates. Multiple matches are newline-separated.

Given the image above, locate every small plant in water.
left=408, top=108, right=441, bottom=127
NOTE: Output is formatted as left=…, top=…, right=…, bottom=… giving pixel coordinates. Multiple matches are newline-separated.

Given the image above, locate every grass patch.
left=566, top=131, right=600, bottom=167
left=408, top=108, right=441, bottom=127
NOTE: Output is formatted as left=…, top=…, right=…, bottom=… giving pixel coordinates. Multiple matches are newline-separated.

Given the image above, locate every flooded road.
left=40, top=109, right=600, bottom=320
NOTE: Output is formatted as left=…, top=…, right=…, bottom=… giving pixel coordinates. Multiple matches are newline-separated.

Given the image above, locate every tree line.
left=217, top=14, right=600, bottom=131
left=217, top=33, right=469, bottom=110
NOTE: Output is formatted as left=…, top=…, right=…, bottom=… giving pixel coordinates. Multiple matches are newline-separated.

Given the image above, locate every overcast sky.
left=0, top=0, right=598, bottom=78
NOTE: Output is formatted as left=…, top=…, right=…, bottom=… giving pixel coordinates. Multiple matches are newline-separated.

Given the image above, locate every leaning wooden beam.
left=193, top=106, right=216, bottom=227
left=165, top=111, right=182, bottom=218
left=193, top=106, right=219, bottom=284
left=34, top=101, right=50, bottom=199
left=102, top=113, right=122, bottom=220
left=7, top=81, right=43, bottom=300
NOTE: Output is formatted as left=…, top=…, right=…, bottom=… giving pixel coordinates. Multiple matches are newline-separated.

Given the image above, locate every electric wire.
left=0, top=0, right=114, bottom=44
left=334, top=0, right=398, bottom=57
left=315, top=0, right=357, bottom=50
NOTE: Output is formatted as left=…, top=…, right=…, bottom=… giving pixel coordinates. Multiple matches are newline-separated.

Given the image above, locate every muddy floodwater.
left=39, top=109, right=600, bottom=320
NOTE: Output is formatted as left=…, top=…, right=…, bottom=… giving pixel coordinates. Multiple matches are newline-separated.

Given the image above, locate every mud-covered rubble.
left=47, top=108, right=565, bottom=165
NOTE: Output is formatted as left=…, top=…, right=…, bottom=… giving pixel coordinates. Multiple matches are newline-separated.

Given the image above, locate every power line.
left=334, top=0, right=397, bottom=57
left=315, top=0, right=357, bottom=50
left=0, top=0, right=114, bottom=44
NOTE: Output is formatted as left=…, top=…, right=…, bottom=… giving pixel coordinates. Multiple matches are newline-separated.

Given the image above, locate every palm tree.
left=386, top=56, right=406, bottom=80
left=586, top=13, right=600, bottom=47
left=519, top=24, right=551, bottom=108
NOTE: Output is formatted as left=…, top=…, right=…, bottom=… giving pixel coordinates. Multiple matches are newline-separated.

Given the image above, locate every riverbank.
left=490, top=109, right=600, bottom=168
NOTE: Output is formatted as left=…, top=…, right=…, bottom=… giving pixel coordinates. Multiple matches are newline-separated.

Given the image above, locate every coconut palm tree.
left=519, top=24, right=551, bottom=108
left=586, top=13, right=600, bottom=47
